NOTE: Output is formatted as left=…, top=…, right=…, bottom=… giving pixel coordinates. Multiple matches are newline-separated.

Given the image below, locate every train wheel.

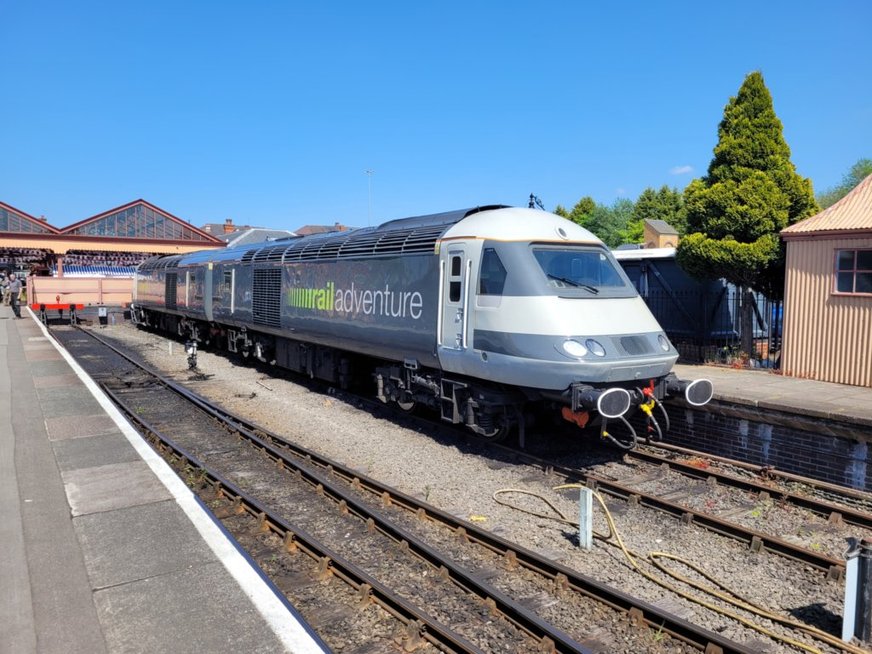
left=476, top=424, right=509, bottom=442
left=472, top=412, right=510, bottom=442
left=396, top=398, right=416, bottom=412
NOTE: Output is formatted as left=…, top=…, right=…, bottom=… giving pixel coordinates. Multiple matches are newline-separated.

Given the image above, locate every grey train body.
left=131, top=206, right=711, bottom=445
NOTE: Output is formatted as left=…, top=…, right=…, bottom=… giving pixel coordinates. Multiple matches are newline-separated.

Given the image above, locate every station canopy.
left=60, top=199, right=220, bottom=242
left=0, top=202, right=60, bottom=234
left=0, top=199, right=223, bottom=276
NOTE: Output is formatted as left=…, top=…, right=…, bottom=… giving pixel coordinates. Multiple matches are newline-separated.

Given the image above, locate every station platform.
left=674, top=363, right=872, bottom=428
left=0, top=305, right=328, bottom=654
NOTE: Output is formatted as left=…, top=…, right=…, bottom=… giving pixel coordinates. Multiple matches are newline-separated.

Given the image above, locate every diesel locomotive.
left=131, top=205, right=712, bottom=448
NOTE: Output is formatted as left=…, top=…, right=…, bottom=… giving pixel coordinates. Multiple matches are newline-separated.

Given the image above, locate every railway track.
left=55, top=323, right=872, bottom=653
left=484, top=431, right=872, bottom=580
left=53, top=324, right=767, bottom=653
left=637, top=442, right=872, bottom=518
left=57, top=330, right=557, bottom=652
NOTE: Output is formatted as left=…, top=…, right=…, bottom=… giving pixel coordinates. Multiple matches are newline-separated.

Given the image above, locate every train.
left=131, top=205, right=712, bottom=448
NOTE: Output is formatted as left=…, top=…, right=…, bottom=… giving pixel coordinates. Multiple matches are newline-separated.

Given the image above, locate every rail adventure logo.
left=287, top=281, right=424, bottom=320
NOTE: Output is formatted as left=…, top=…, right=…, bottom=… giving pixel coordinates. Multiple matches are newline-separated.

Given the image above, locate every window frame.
left=477, top=247, right=507, bottom=296
left=529, top=243, right=636, bottom=298
left=833, top=248, right=872, bottom=296
left=448, top=254, right=462, bottom=303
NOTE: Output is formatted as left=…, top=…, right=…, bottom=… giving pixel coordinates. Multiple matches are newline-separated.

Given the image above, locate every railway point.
left=0, top=303, right=329, bottom=654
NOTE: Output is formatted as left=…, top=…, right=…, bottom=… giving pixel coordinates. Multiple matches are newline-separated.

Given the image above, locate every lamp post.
left=364, top=169, right=374, bottom=225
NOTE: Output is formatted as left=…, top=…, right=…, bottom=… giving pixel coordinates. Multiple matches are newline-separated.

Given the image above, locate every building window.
left=835, top=249, right=872, bottom=294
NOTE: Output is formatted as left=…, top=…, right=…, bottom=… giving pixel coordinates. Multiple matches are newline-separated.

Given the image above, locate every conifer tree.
left=676, top=71, right=818, bottom=355
left=633, top=186, right=686, bottom=235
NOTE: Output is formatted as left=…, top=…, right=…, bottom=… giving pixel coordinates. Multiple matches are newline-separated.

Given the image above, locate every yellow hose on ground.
left=492, top=485, right=867, bottom=654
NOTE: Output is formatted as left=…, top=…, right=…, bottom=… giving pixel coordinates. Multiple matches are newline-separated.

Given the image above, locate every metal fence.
left=639, top=287, right=782, bottom=367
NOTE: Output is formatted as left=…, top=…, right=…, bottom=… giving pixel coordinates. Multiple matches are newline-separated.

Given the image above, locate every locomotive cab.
left=434, top=208, right=712, bottom=447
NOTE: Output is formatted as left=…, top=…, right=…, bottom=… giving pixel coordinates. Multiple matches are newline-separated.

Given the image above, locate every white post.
left=579, top=487, right=593, bottom=551
left=844, top=538, right=872, bottom=643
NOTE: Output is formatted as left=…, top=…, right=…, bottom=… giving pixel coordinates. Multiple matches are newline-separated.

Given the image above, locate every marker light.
left=585, top=339, right=606, bottom=357
left=658, top=334, right=671, bottom=352
left=562, top=339, right=588, bottom=358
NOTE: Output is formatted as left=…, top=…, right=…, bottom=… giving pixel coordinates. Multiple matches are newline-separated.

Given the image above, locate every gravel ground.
left=94, top=321, right=853, bottom=653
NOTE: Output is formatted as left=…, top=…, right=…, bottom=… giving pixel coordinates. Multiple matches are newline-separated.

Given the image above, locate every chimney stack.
left=223, top=218, right=234, bottom=234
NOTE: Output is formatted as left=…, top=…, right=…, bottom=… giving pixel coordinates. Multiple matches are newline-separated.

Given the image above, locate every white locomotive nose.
left=596, top=387, right=632, bottom=419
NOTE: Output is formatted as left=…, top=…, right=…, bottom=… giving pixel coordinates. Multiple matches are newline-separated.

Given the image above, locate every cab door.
left=439, top=246, right=471, bottom=350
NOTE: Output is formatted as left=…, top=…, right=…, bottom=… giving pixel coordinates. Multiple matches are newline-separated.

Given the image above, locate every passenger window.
left=213, top=270, right=228, bottom=300
left=451, top=256, right=461, bottom=276
left=479, top=248, right=507, bottom=295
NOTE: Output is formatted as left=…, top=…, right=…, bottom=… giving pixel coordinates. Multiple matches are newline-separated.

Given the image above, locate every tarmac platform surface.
left=0, top=304, right=328, bottom=654
left=674, top=363, right=872, bottom=428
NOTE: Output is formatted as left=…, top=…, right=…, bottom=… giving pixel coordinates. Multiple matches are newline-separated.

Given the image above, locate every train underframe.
left=133, top=308, right=684, bottom=448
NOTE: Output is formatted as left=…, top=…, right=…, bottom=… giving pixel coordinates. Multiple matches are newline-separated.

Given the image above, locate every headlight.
left=585, top=339, right=606, bottom=357
left=658, top=334, right=671, bottom=352
left=561, top=339, right=588, bottom=358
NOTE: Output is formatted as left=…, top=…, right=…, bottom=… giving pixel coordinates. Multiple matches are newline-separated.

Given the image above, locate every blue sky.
left=2, top=1, right=870, bottom=231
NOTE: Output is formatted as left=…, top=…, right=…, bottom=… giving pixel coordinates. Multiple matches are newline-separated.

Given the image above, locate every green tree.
left=567, top=196, right=596, bottom=228
left=676, top=71, right=818, bottom=355
left=616, top=216, right=645, bottom=245
left=586, top=198, right=635, bottom=248
left=633, top=185, right=687, bottom=235
left=553, top=204, right=569, bottom=218
left=817, top=158, right=872, bottom=209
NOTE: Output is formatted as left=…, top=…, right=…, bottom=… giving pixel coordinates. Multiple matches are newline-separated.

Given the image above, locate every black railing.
left=638, top=287, right=782, bottom=367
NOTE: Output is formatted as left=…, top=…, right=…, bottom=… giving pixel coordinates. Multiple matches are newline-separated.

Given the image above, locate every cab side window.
left=449, top=255, right=462, bottom=302
left=478, top=248, right=507, bottom=296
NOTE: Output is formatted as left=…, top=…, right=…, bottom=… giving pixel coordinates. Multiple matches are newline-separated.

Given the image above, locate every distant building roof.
left=221, top=228, right=297, bottom=248
left=644, top=219, right=678, bottom=235
left=782, top=173, right=872, bottom=238
left=202, top=218, right=255, bottom=235
left=294, top=222, right=352, bottom=236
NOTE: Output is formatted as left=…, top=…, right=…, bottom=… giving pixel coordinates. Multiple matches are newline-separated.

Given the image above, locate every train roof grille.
left=256, top=206, right=509, bottom=263
left=251, top=244, right=287, bottom=262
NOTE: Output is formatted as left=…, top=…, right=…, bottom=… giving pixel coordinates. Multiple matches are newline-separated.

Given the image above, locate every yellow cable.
left=493, top=485, right=865, bottom=654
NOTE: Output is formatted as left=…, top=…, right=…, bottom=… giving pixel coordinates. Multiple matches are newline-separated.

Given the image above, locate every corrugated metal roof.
left=782, top=173, right=872, bottom=234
